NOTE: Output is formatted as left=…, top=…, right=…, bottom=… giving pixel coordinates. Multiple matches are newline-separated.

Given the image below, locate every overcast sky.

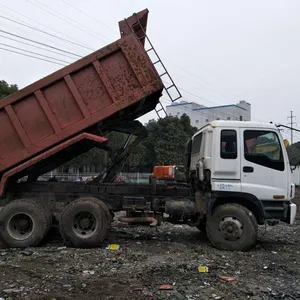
left=1, top=0, right=300, bottom=141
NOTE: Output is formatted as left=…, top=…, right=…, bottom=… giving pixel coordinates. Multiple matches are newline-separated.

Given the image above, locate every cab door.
left=240, top=128, right=288, bottom=200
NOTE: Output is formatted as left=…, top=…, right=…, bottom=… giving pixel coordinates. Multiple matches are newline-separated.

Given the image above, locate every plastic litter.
left=198, top=265, right=209, bottom=273
left=105, top=244, right=120, bottom=251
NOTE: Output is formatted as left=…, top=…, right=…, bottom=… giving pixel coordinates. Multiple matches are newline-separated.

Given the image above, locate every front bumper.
left=287, top=203, right=297, bottom=225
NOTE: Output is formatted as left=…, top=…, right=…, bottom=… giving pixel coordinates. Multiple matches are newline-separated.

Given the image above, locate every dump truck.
left=0, top=9, right=296, bottom=251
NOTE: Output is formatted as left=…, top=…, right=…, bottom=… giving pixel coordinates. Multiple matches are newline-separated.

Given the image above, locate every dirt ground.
left=0, top=194, right=299, bottom=300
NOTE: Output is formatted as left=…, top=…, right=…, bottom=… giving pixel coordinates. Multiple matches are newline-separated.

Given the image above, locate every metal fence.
left=37, top=172, right=152, bottom=184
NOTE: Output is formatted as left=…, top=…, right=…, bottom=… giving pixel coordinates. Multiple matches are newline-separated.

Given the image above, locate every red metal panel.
left=0, top=133, right=108, bottom=197
left=92, top=61, right=118, bottom=104
left=5, top=105, right=31, bottom=148
left=64, top=75, right=90, bottom=118
left=34, top=90, right=61, bottom=133
left=100, top=49, right=141, bottom=99
left=42, top=79, right=84, bottom=129
left=0, top=110, right=25, bottom=160
left=119, top=9, right=149, bottom=46
left=0, top=10, right=163, bottom=175
left=13, top=94, right=55, bottom=144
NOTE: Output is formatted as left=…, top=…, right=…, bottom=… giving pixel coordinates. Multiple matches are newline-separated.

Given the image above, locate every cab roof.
left=192, top=120, right=279, bottom=139
left=208, top=120, right=277, bottom=129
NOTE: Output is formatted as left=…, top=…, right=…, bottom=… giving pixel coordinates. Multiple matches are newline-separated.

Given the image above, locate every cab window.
left=244, top=130, right=284, bottom=171
left=192, top=133, right=203, bottom=154
left=220, top=130, right=237, bottom=159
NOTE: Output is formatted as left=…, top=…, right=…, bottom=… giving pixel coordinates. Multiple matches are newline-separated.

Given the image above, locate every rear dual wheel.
left=59, top=197, right=111, bottom=248
left=0, top=199, right=52, bottom=248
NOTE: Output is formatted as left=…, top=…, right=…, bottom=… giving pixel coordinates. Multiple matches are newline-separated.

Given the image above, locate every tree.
left=142, top=114, right=197, bottom=167
left=0, top=80, right=18, bottom=99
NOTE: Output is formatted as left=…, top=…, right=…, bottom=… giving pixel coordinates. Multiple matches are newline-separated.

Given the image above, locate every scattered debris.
left=57, top=246, right=67, bottom=250
left=19, top=250, right=33, bottom=256
left=106, top=244, right=120, bottom=251
left=198, top=265, right=209, bottom=273
left=219, top=275, right=237, bottom=282
left=82, top=270, right=95, bottom=276
left=159, top=284, right=173, bottom=290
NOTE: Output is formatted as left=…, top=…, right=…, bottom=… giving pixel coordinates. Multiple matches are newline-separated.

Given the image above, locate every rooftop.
left=166, top=101, right=249, bottom=111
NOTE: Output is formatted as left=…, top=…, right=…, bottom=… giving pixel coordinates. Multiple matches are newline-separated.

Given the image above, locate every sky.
left=1, top=0, right=300, bottom=142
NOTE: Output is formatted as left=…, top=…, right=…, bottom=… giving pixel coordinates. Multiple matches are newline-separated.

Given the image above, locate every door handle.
left=243, top=166, right=254, bottom=173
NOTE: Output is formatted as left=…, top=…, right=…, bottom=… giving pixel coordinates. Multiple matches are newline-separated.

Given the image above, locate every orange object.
left=158, top=284, right=173, bottom=290
left=153, top=165, right=175, bottom=179
left=219, top=275, right=237, bottom=282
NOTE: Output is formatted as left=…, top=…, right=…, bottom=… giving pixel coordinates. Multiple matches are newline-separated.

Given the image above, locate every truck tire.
left=196, top=220, right=207, bottom=233
left=59, top=197, right=109, bottom=248
left=206, top=203, right=258, bottom=251
left=0, top=199, right=52, bottom=248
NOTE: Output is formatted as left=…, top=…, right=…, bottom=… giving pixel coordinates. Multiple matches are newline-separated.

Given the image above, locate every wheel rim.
left=7, top=213, right=35, bottom=240
left=218, top=216, right=243, bottom=241
left=73, top=212, right=98, bottom=238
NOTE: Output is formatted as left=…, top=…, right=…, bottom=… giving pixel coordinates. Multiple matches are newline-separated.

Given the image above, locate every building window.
left=195, top=120, right=199, bottom=123
left=192, top=133, right=203, bottom=154
left=227, top=117, right=230, bottom=120
left=221, top=130, right=237, bottom=159
left=240, top=116, right=243, bottom=121
left=244, top=130, right=284, bottom=171
left=205, top=119, right=209, bottom=122
left=216, top=118, right=220, bottom=120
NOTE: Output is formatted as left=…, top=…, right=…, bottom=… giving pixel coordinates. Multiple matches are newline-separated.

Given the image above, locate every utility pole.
left=287, top=111, right=296, bottom=144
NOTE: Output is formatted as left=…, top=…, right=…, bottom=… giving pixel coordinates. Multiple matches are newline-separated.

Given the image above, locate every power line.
left=288, top=111, right=297, bottom=144
left=162, top=78, right=239, bottom=120
left=0, top=43, right=71, bottom=64
left=161, top=55, right=240, bottom=102
left=0, top=3, right=95, bottom=51
left=0, top=14, right=94, bottom=51
left=0, top=34, right=78, bottom=60
left=26, top=0, right=109, bottom=42
left=0, top=29, right=82, bottom=58
left=0, top=47, right=65, bottom=66
left=59, top=0, right=117, bottom=34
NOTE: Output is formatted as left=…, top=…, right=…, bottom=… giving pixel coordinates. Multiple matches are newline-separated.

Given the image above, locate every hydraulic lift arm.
left=91, top=121, right=148, bottom=183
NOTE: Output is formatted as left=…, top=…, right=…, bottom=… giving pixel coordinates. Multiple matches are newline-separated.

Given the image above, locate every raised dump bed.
left=0, top=9, right=163, bottom=176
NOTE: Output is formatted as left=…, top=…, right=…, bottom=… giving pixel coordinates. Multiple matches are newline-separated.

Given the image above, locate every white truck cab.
left=187, top=120, right=297, bottom=250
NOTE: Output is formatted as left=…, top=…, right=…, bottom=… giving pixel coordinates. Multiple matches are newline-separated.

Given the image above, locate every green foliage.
left=0, top=80, right=18, bottom=99
left=145, top=114, right=198, bottom=166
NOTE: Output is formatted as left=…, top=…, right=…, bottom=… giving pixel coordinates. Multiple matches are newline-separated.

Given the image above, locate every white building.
left=166, top=100, right=251, bottom=128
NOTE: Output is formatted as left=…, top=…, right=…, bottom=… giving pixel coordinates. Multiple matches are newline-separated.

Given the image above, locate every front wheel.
left=206, top=203, right=258, bottom=251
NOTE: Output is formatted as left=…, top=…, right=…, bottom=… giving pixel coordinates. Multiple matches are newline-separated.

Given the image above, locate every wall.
left=166, top=100, right=251, bottom=129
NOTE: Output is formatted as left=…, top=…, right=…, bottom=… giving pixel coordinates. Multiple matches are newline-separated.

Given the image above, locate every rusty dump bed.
left=0, top=9, right=163, bottom=177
